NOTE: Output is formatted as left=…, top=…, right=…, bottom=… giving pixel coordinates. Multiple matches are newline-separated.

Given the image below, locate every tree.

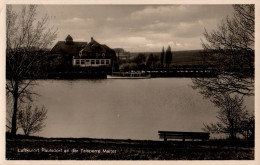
left=146, top=54, right=154, bottom=69
left=132, top=53, right=146, bottom=65
left=129, top=63, right=139, bottom=71
left=239, top=114, right=254, bottom=140
left=17, top=103, right=47, bottom=136
left=6, top=5, right=57, bottom=135
left=114, top=48, right=125, bottom=65
left=6, top=98, right=20, bottom=133
left=193, top=5, right=255, bottom=141
left=160, top=47, right=165, bottom=67
left=119, top=63, right=130, bottom=71
left=192, top=5, right=254, bottom=98
left=203, top=94, right=252, bottom=140
left=165, top=46, right=172, bottom=68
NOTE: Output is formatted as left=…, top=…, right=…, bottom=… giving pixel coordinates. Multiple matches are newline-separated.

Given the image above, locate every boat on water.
left=107, top=72, right=151, bottom=79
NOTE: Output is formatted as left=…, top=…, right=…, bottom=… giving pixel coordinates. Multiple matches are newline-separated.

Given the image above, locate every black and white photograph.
left=2, top=1, right=258, bottom=163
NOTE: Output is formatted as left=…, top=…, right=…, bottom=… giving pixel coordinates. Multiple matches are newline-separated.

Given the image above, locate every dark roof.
left=78, top=38, right=116, bottom=60
left=50, top=36, right=116, bottom=59
left=50, top=41, right=87, bottom=54
left=81, top=38, right=106, bottom=53
left=102, top=44, right=116, bottom=54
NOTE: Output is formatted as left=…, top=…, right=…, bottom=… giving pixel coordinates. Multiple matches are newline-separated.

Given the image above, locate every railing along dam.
left=148, top=68, right=217, bottom=78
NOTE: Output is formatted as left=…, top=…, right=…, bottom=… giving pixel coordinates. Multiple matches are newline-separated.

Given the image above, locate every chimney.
left=65, top=34, right=73, bottom=44
left=91, top=37, right=93, bottom=42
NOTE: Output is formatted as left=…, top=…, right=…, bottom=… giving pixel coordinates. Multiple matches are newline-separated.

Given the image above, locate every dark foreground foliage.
left=6, top=134, right=254, bottom=160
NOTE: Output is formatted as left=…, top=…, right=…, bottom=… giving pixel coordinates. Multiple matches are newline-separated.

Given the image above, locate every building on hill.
left=49, top=35, right=87, bottom=70
left=49, top=35, right=117, bottom=71
left=72, top=37, right=117, bottom=68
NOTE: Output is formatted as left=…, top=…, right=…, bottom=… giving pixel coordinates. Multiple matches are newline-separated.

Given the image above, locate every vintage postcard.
left=1, top=0, right=259, bottom=164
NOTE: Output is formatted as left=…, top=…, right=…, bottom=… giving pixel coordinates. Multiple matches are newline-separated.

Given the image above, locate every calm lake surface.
left=29, top=78, right=253, bottom=140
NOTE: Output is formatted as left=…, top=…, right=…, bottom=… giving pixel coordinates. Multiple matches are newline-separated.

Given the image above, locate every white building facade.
left=72, top=58, right=111, bottom=67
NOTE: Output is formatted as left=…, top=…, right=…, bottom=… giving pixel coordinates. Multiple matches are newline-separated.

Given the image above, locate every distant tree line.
left=119, top=53, right=160, bottom=71
left=119, top=45, right=173, bottom=72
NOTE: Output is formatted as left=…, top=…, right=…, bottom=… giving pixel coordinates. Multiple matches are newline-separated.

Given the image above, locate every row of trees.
left=119, top=45, right=173, bottom=71
left=119, top=53, right=160, bottom=71
left=193, top=5, right=255, bottom=140
left=160, top=46, right=173, bottom=67
left=6, top=5, right=57, bottom=136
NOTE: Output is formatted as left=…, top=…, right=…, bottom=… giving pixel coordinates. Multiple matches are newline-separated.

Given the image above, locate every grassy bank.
left=6, top=135, right=254, bottom=160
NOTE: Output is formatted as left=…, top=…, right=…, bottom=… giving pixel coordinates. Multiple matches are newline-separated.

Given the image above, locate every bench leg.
left=164, top=135, right=167, bottom=142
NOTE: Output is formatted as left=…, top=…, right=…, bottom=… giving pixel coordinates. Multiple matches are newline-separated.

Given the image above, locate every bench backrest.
left=158, top=131, right=210, bottom=139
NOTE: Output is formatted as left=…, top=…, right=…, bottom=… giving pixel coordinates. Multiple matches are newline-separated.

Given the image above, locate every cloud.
left=74, top=38, right=86, bottom=41
left=105, top=36, right=149, bottom=46
left=37, top=5, right=234, bottom=52
left=71, top=17, right=83, bottom=22
left=173, top=22, right=201, bottom=38
left=125, top=37, right=148, bottom=43
left=131, top=5, right=183, bottom=19
left=56, top=18, right=96, bottom=32
left=131, top=5, right=233, bottom=23
left=106, top=17, right=115, bottom=22
left=141, top=21, right=169, bottom=31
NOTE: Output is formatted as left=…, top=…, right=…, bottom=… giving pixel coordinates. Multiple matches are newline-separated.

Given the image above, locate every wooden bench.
left=158, top=131, right=210, bottom=142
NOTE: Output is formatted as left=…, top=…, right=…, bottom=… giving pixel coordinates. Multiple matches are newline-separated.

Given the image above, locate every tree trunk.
left=230, top=123, right=235, bottom=140
left=11, top=83, right=18, bottom=136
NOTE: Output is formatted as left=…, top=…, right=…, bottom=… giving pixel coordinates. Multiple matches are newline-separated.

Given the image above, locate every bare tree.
left=239, top=113, right=254, bottom=140
left=194, top=5, right=255, bottom=141
left=17, top=103, right=47, bottom=136
left=192, top=5, right=254, bottom=98
left=6, top=5, right=57, bottom=135
left=203, top=94, right=251, bottom=140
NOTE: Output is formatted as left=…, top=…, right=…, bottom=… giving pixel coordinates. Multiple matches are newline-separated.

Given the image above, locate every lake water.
left=27, top=78, right=253, bottom=140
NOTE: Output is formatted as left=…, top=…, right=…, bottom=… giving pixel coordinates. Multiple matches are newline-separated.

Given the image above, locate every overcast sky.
left=12, top=5, right=234, bottom=52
